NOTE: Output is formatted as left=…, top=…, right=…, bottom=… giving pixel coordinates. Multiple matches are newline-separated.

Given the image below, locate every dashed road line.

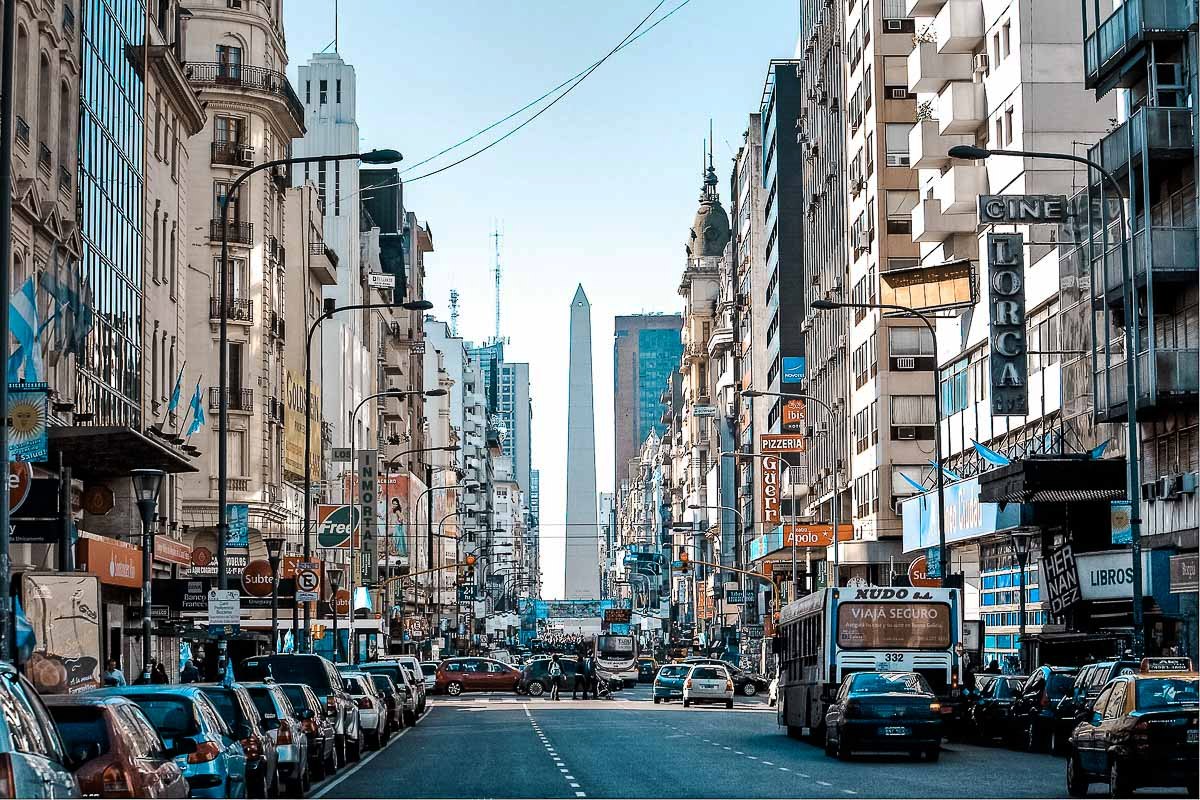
left=817, top=781, right=833, bottom=787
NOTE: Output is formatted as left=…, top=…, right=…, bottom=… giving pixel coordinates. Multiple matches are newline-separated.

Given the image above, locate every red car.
left=44, top=694, right=190, bottom=798
left=434, top=658, right=521, bottom=696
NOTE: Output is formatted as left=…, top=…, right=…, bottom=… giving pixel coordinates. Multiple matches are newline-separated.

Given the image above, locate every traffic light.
left=678, top=548, right=690, bottom=573
left=464, top=554, right=477, bottom=583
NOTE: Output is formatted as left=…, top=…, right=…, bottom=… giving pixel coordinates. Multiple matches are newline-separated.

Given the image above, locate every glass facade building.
left=636, top=327, right=683, bottom=445
left=78, top=0, right=146, bottom=425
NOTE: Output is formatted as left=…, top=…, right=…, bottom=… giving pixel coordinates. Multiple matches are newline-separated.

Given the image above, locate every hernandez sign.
left=1041, top=542, right=1081, bottom=615
left=987, top=233, right=1028, bottom=415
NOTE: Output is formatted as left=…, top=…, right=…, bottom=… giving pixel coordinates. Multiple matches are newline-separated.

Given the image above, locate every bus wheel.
left=786, top=725, right=804, bottom=739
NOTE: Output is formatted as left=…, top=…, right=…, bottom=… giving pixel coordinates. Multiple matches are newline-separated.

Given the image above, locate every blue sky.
left=286, top=0, right=797, bottom=598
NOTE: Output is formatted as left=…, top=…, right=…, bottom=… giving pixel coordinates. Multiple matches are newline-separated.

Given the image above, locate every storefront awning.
left=979, top=457, right=1126, bottom=504
left=49, top=426, right=196, bottom=478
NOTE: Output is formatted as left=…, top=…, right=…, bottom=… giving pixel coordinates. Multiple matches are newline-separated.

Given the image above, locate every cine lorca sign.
left=987, top=233, right=1028, bottom=416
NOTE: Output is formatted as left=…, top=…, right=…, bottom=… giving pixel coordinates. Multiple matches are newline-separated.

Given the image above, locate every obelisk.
left=564, top=285, right=600, bottom=599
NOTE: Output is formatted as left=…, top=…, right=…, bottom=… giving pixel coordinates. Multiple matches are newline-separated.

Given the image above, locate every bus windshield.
left=596, top=635, right=634, bottom=656
left=836, top=602, right=952, bottom=649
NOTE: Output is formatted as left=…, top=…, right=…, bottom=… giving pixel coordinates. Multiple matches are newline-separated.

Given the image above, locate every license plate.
left=1188, top=729, right=1198, bottom=744
left=880, top=726, right=910, bottom=736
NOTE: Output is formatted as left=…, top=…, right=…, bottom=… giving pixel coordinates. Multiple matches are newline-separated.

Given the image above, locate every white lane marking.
left=779, top=767, right=790, bottom=772
left=722, top=746, right=731, bottom=750
left=565, top=776, right=575, bottom=780
left=842, top=791, right=857, bottom=795
left=575, top=793, right=586, bottom=798
left=797, top=773, right=811, bottom=778
left=817, top=781, right=832, bottom=787
left=762, top=761, right=774, bottom=766
left=746, top=756, right=758, bottom=760
left=570, top=783, right=580, bottom=788
left=311, top=707, right=426, bottom=798
left=734, top=751, right=744, bottom=755
left=559, top=768, right=568, bottom=773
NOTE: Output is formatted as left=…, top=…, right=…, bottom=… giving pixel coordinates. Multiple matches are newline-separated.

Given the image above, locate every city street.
left=313, top=687, right=1079, bottom=799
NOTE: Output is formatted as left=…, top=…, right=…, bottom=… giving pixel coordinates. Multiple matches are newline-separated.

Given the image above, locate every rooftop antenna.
left=449, top=289, right=460, bottom=338
left=334, top=0, right=338, bottom=53
left=492, top=223, right=502, bottom=343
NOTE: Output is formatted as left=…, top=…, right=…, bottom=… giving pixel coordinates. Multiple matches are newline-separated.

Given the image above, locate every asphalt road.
left=307, top=685, right=1178, bottom=799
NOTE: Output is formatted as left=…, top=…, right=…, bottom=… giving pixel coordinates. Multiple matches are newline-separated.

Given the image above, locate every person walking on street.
left=180, top=659, right=200, bottom=684
left=548, top=655, right=563, bottom=700
left=571, top=656, right=587, bottom=699
left=581, top=653, right=597, bottom=700
left=103, top=659, right=127, bottom=687
left=152, top=661, right=170, bottom=684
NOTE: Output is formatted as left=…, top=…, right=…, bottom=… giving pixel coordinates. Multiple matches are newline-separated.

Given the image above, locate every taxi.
left=1066, top=657, right=1199, bottom=798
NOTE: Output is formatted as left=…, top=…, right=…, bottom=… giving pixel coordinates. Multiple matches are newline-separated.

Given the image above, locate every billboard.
left=987, top=233, right=1028, bottom=415
left=759, top=452, right=781, bottom=526
left=22, top=574, right=102, bottom=694
left=283, top=369, right=321, bottom=480
left=880, top=258, right=977, bottom=313
left=316, top=504, right=360, bottom=549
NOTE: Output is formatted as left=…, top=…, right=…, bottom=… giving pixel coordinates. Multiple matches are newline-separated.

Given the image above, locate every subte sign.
left=907, top=555, right=941, bottom=588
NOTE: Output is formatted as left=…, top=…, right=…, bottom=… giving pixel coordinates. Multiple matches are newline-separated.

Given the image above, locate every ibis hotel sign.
left=987, top=233, right=1028, bottom=416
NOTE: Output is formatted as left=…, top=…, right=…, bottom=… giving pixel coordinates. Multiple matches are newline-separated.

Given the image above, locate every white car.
left=682, top=663, right=735, bottom=709
left=420, top=662, right=439, bottom=691
left=342, top=672, right=388, bottom=750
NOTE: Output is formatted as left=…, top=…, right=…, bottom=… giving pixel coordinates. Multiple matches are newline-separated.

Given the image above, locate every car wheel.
left=653, top=696, right=661, bottom=704
left=925, top=747, right=940, bottom=763
left=528, top=681, right=545, bottom=697
left=269, top=769, right=280, bottom=799
left=348, top=732, right=363, bottom=763
left=683, top=698, right=691, bottom=707
left=1107, top=759, right=1132, bottom=798
left=725, top=700, right=734, bottom=709
left=446, top=681, right=464, bottom=696
left=824, top=732, right=836, bottom=757
left=1025, top=721, right=1042, bottom=753
left=325, top=744, right=339, bottom=776
left=404, top=709, right=417, bottom=726
left=835, top=736, right=851, bottom=761
left=742, top=683, right=758, bottom=697
left=1066, top=753, right=1089, bottom=798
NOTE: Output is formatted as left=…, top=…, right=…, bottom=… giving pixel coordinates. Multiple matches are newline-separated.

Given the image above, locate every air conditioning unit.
left=851, top=177, right=866, bottom=196
left=1181, top=472, right=1198, bottom=495
left=239, top=147, right=255, bottom=164
left=897, top=426, right=917, bottom=440
left=1142, top=481, right=1159, bottom=501
left=890, top=87, right=909, bottom=100
left=854, top=230, right=872, bottom=252
left=885, top=18, right=904, bottom=31
left=886, top=153, right=911, bottom=167
left=1160, top=474, right=1183, bottom=499
left=973, top=53, right=990, bottom=73
left=896, top=357, right=916, bottom=370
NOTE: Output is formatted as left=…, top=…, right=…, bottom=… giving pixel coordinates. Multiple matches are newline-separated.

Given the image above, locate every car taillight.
left=243, top=734, right=263, bottom=760
left=356, top=697, right=372, bottom=710
left=277, top=719, right=294, bottom=746
left=684, top=679, right=692, bottom=689
left=101, top=763, right=133, bottom=797
left=0, top=754, right=13, bottom=799
left=188, top=741, right=223, bottom=764
left=1040, top=692, right=1050, bottom=708
left=726, top=681, right=734, bottom=692
left=929, top=702, right=942, bottom=713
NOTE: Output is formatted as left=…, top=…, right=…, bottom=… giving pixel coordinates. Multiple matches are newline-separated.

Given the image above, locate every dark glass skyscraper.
left=612, top=314, right=683, bottom=489
left=78, top=0, right=146, bottom=425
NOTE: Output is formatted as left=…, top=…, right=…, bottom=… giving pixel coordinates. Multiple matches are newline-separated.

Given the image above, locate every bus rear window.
left=596, top=636, right=633, bottom=654
left=836, top=602, right=951, bottom=649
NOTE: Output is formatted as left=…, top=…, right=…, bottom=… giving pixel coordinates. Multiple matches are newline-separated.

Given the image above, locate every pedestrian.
left=152, top=661, right=170, bottom=684
left=548, top=654, right=563, bottom=700
left=571, top=656, right=587, bottom=699
left=103, top=659, right=127, bottom=687
left=982, top=659, right=1001, bottom=674
left=581, top=653, right=597, bottom=700
left=180, top=659, right=200, bottom=684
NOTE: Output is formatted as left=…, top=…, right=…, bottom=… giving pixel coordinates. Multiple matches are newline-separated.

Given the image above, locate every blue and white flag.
left=167, top=366, right=185, bottom=414
left=928, top=460, right=961, bottom=481
left=898, top=472, right=928, bottom=494
left=9, top=277, right=43, bottom=382
left=186, top=382, right=206, bottom=436
left=1090, top=440, right=1110, bottom=460
left=971, top=439, right=1011, bottom=467
left=282, top=630, right=295, bottom=654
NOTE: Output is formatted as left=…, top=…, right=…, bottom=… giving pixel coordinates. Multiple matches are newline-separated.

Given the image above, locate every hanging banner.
left=1110, top=500, right=1132, bottom=545
left=759, top=452, right=781, bottom=526
left=226, top=503, right=249, bottom=548
left=283, top=370, right=321, bottom=480
left=7, top=383, right=49, bottom=462
left=987, top=233, right=1028, bottom=416
left=22, top=573, right=102, bottom=694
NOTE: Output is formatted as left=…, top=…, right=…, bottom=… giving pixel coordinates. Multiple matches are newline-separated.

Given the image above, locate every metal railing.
left=209, top=387, right=254, bottom=412
left=183, top=62, right=305, bottom=129
left=209, top=296, right=253, bottom=322
left=1084, top=0, right=1194, bottom=86
left=209, top=219, right=253, bottom=245
left=211, top=140, right=253, bottom=166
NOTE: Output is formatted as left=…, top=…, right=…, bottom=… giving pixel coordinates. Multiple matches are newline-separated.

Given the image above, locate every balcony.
left=1098, top=225, right=1197, bottom=301
left=209, top=387, right=254, bottom=412
left=209, top=296, right=253, bottom=322
left=905, top=0, right=944, bottom=16
left=936, top=80, right=985, bottom=134
left=183, top=62, right=305, bottom=130
left=933, top=0, right=985, bottom=53
left=211, top=140, right=254, bottom=167
left=1084, top=0, right=1194, bottom=89
left=933, top=163, right=987, bottom=214
left=209, top=219, right=254, bottom=245
left=908, top=40, right=973, bottom=94
left=1096, top=348, right=1199, bottom=421
left=911, top=196, right=976, bottom=242
left=1089, top=106, right=1193, bottom=179
left=909, top=118, right=974, bottom=169
left=14, top=116, right=29, bottom=147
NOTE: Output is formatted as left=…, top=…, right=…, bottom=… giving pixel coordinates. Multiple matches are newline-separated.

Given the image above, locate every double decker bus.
left=775, top=586, right=963, bottom=737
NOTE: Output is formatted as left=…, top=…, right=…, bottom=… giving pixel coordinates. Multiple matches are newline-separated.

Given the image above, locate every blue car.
left=90, top=686, right=248, bottom=798
left=653, top=664, right=690, bottom=703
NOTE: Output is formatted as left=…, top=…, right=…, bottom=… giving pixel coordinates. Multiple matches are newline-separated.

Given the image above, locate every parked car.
left=91, top=685, right=248, bottom=799
left=236, top=654, right=363, bottom=765
left=358, top=658, right=427, bottom=716
left=0, top=662, right=79, bottom=798
left=367, top=674, right=405, bottom=735
left=823, top=672, right=943, bottom=761
left=44, top=694, right=189, bottom=798
left=1066, top=659, right=1199, bottom=797
left=518, top=658, right=578, bottom=697
left=341, top=674, right=388, bottom=750
left=435, top=658, right=521, bottom=696
left=195, top=683, right=277, bottom=799
left=682, top=664, right=734, bottom=709
left=1010, top=665, right=1079, bottom=753
left=1059, top=659, right=1140, bottom=738
left=652, top=664, right=689, bottom=703
left=243, top=683, right=309, bottom=797
left=683, top=658, right=770, bottom=697
left=419, top=663, right=438, bottom=691
left=278, top=683, right=337, bottom=781
left=969, top=676, right=1026, bottom=743
left=637, top=658, right=658, bottom=684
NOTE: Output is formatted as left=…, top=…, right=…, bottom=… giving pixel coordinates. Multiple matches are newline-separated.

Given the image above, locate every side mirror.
left=165, top=738, right=199, bottom=759
left=1090, top=712, right=1102, bottom=726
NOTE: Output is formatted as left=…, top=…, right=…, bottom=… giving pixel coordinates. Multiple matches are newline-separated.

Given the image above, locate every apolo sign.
left=316, top=504, right=360, bottom=549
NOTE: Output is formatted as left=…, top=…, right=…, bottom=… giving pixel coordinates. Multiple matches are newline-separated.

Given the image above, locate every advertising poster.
left=7, top=384, right=49, bottom=462
left=22, top=574, right=102, bottom=693
left=283, top=369, right=321, bottom=480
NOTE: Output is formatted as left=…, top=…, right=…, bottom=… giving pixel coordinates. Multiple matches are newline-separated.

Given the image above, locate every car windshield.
left=421, top=664, right=437, bottom=676
left=692, top=667, right=724, bottom=680
left=47, top=706, right=111, bottom=757
left=995, top=678, right=1023, bottom=698
left=343, top=678, right=368, bottom=695
left=237, top=657, right=333, bottom=694
left=1135, top=678, right=1200, bottom=710
left=128, top=698, right=199, bottom=738
left=371, top=676, right=392, bottom=694
left=280, top=685, right=312, bottom=712
left=1047, top=671, right=1078, bottom=698
left=246, top=688, right=284, bottom=720
left=849, top=673, right=931, bottom=695
left=659, top=666, right=688, bottom=678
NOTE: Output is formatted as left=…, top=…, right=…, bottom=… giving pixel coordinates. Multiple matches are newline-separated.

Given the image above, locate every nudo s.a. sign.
left=987, top=233, right=1028, bottom=416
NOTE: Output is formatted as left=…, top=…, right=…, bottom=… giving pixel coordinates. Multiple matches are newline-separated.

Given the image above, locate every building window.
left=884, top=123, right=912, bottom=166
left=319, top=79, right=328, bottom=104
left=305, top=79, right=310, bottom=104
left=334, top=160, right=340, bottom=216
left=152, top=209, right=160, bottom=281
left=1001, top=21, right=1011, bottom=60
left=939, top=359, right=969, bottom=415
left=890, top=395, right=935, bottom=439
left=14, top=25, right=29, bottom=121
left=886, top=190, right=917, bottom=233
left=1004, top=107, right=1014, bottom=145
left=336, top=78, right=342, bottom=103
left=215, top=115, right=243, bottom=144
left=216, top=44, right=242, bottom=79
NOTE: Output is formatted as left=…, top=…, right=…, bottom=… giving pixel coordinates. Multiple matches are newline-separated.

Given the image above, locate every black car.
left=824, top=672, right=944, bottom=761
left=683, top=658, right=770, bottom=697
left=636, top=658, right=658, bottom=684
left=970, top=676, right=1026, bottom=742
left=368, top=673, right=405, bottom=735
left=1058, top=659, right=1140, bottom=733
left=517, top=657, right=578, bottom=696
left=1010, top=665, right=1079, bottom=753
left=1066, top=663, right=1199, bottom=797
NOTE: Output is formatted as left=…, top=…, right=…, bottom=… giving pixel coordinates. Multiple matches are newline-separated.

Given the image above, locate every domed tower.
left=686, top=147, right=731, bottom=259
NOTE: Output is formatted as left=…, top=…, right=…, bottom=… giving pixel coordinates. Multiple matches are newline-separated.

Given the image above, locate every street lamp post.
left=131, top=470, right=165, bottom=684
left=741, top=389, right=844, bottom=589
left=687, top=503, right=747, bottom=644
left=1007, top=528, right=1036, bottom=673
left=948, top=143, right=1144, bottom=658
left=264, top=536, right=284, bottom=654
left=301, top=298, right=433, bottom=653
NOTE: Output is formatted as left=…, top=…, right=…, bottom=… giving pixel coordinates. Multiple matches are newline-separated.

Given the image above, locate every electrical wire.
left=403, top=0, right=672, bottom=184
left=398, top=0, right=693, bottom=178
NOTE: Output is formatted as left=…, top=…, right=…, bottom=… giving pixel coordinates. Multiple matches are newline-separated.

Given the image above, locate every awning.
left=979, top=457, right=1126, bottom=503
left=49, top=426, right=196, bottom=477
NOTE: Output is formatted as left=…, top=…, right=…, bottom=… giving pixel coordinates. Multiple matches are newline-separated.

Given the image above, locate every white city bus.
left=775, top=586, right=963, bottom=737
left=594, top=634, right=639, bottom=687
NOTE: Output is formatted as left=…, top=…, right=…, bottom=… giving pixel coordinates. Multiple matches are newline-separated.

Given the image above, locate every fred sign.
left=316, top=504, right=360, bottom=549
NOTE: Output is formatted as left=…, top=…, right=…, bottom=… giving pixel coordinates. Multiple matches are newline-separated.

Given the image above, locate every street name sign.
left=207, top=589, right=241, bottom=628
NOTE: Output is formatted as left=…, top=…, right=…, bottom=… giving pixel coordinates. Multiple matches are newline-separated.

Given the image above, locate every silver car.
left=341, top=673, right=387, bottom=750
left=244, top=683, right=309, bottom=797
left=0, top=663, right=78, bottom=797
left=682, top=664, right=735, bottom=709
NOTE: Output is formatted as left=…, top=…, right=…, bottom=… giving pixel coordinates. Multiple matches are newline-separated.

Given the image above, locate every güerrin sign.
left=987, top=233, right=1028, bottom=415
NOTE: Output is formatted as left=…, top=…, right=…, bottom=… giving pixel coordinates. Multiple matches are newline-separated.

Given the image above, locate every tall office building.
left=613, top=314, right=683, bottom=490
left=467, top=341, right=532, bottom=495
left=564, top=285, right=600, bottom=599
